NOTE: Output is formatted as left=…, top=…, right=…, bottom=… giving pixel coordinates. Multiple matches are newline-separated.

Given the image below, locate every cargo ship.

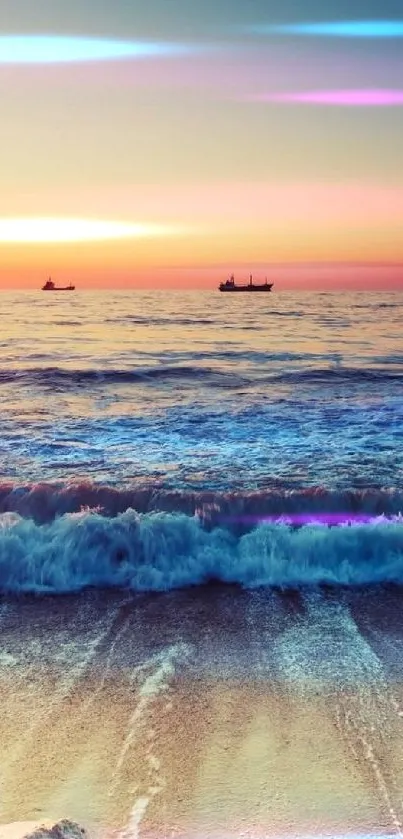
left=42, top=278, right=75, bottom=291
left=219, top=274, right=273, bottom=292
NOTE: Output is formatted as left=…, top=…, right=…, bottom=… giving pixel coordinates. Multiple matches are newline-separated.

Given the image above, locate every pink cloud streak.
left=248, top=88, right=403, bottom=106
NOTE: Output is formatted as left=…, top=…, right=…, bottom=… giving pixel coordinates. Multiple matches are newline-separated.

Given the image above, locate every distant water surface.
left=0, top=290, right=401, bottom=491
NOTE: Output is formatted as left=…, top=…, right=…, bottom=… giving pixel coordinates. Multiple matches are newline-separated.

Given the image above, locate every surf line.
left=0, top=602, right=123, bottom=798
left=276, top=594, right=403, bottom=836
left=111, top=642, right=191, bottom=839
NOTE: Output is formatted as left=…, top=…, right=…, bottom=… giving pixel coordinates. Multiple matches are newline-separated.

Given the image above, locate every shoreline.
left=1, top=588, right=403, bottom=837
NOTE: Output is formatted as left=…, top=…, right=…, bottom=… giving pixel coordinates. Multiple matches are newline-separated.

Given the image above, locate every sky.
left=0, top=0, right=402, bottom=290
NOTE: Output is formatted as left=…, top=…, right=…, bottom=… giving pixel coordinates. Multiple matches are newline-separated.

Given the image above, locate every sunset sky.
left=0, top=0, right=402, bottom=290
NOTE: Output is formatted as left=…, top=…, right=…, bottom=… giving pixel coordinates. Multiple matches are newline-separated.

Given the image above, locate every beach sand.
left=1, top=587, right=403, bottom=838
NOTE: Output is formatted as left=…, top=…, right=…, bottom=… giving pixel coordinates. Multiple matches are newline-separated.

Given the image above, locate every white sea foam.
left=0, top=509, right=402, bottom=594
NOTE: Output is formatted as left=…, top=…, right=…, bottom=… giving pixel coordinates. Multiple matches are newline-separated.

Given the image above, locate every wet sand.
left=1, top=587, right=403, bottom=838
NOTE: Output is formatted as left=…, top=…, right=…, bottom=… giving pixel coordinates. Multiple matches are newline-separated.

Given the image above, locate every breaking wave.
left=0, top=507, right=402, bottom=594
left=0, top=480, right=402, bottom=523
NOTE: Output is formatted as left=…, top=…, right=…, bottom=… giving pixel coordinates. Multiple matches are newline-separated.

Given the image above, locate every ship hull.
left=42, top=287, right=75, bottom=291
left=219, top=285, right=273, bottom=292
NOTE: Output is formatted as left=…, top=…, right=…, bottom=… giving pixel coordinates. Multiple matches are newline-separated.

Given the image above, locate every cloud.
left=0, top=219, right=183, bottom=243
left=0, top=35, right=197, bottom=64
left=246, top=20, right=403, bottom=37
left=245, top=89, right=403, bottom=106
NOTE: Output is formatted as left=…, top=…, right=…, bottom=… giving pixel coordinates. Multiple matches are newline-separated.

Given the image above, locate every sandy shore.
left=0, top=823, right=58, bottom=839
left=1, top=587, right=403, bottom=838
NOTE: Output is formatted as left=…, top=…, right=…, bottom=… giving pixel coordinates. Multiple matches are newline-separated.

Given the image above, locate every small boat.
left=219, top=274, right=273, bottom=292
left=42, top=277, right=75, bottom=291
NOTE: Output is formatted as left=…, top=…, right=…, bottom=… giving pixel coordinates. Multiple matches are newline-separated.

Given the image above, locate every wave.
left=0, top=480, right=402, bottom=524
left=371, top=354, right=403, bottom=365
left=0, top=363, right=402, bottom=389
left=274, top=367, right=403, bottom=384
left=0, top=508, right=402, bottom=594
left=106, top=316, right=217, bottom=326
left=0, top=365, right=247, bottom=388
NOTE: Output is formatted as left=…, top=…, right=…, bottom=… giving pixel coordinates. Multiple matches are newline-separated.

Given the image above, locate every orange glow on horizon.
left=0, top=251, right=402, bottom=292
left=1, top=181, right=402, bottom=290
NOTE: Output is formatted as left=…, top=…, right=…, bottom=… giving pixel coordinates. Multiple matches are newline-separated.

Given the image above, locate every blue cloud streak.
left=247, top=20, right=403, bottom=37
left=0, top=35, right=196, bottom=64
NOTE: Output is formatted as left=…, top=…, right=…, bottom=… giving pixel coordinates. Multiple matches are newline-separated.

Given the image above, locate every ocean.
left=1, top=289, right=403, bottom=839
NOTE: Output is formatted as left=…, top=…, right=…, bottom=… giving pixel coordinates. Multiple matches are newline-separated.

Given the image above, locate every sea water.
left=0, top=290, right=403, bottom=838
left=0, top=290, right=402, bottom=493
